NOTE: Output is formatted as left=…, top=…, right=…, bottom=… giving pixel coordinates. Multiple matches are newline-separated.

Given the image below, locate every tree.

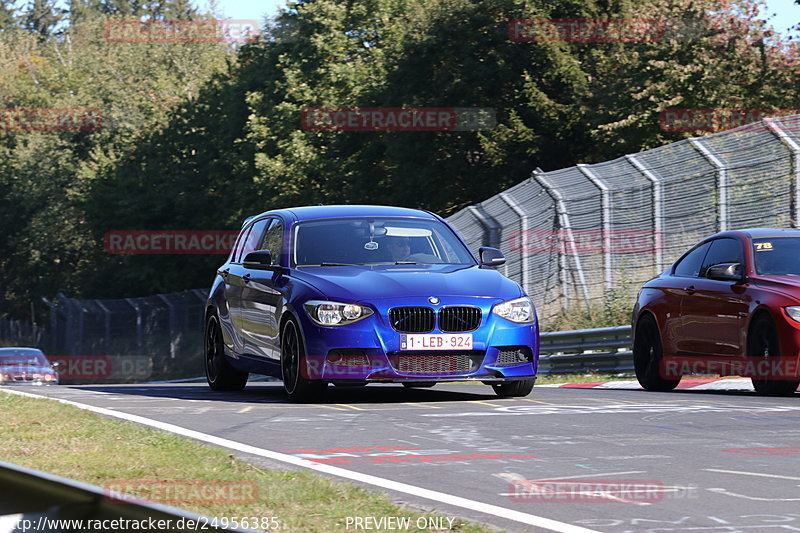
left=0, top=1, right=18, bottom=30
left=21, top=0, right=62, bottom=38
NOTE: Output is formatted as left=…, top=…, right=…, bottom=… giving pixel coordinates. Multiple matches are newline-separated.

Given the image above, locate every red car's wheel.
left=749, top=315, right=800, bottom=396
left=633, top=314, right=680, bottom=392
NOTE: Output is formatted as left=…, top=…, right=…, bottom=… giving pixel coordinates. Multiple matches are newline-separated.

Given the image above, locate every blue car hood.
left=292, top=264, right=523, bottom=302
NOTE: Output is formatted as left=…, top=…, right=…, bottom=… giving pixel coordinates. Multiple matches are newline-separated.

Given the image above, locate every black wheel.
left=633, top=314, right=680, bottom=391
left=402, top=382, right=436, bottom=388
left=492, top=379, right=535, bottom=398
left=748, top=315, right=799, bottom=396
left=281, top=319, right=326, bottom=402
left=204, top=314, right=247, bottom=391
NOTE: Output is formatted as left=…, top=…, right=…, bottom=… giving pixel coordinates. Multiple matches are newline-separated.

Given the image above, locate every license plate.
left=400, top=333, right=473, bottom=351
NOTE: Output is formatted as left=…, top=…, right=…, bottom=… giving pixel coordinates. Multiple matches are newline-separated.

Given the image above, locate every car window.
left=229, top=227, right=249, bottom=264
left=237, top=218, right=270, bottom=263
left=673, top=241, right=711, bottom=277
left=700, top=238, right=743, bottom=277
left=259, top=219, right=284, bottom=266
left=0, top=350, right=48, bottom=366
left=293, top=217, right=475, bottom=266
left=753, top=237, right=800, bottom=275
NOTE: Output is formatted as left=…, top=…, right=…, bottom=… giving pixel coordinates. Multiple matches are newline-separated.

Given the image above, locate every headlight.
left=786, top=306, right=800, bottom=323
left=492, top=296, right=536, bottom=324
left=304, top=300, right=373, bottom=326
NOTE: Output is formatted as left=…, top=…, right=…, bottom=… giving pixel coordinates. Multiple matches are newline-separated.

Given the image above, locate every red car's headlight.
left=786, top=306, right=800, bottom=323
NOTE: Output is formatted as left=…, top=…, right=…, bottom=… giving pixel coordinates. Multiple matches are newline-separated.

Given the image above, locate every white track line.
left=1, top=388, right=599, bottom=533
left=704, top=468, right=800, bottom=481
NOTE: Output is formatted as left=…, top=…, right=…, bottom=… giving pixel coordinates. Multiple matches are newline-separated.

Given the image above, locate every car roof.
left=740, top=228, right=800, bottom=239
left=248, top=205, right=439, bottom=223
left=0, top=347, right=43, bottom=354
left=698, top=228, right=800, bottom=241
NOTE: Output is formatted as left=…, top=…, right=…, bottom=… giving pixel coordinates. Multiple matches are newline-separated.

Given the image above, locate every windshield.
left=293, top=217, right=475, bottom=266
left=0, top=349, right=49, bottom=367
left=752, top=237, right=800, bottom=275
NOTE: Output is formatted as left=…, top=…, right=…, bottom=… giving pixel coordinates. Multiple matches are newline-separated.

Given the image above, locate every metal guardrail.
left=538, top=325, right=633, bottom=375
left=0, top=460, right=254, bottom=533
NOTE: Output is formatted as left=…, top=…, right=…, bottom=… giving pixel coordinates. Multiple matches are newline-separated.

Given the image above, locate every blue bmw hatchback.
left=205, top=205, right=538, bottom=400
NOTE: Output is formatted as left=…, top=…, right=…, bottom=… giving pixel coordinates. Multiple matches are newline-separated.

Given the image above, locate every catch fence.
left=447, top=114, right=800, bottom=321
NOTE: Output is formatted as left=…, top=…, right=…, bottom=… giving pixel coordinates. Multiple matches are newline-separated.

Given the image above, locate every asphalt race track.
left=8, top=382, right=800, bottom=533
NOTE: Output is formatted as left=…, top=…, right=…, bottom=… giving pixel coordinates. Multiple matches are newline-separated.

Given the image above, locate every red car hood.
left=752, top=275, right=800, bottom=301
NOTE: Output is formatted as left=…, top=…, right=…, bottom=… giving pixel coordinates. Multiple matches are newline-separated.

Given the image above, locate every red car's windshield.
left=752, top=237, right=800, bottom=276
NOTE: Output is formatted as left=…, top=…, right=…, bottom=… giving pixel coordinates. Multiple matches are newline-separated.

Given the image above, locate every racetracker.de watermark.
left=104, top=480, right=259, bottom=505
left=660, top=108, right=800, bottom=132
left=300, top=107, right=496, bottom=131
left=661, top=356, right=800, bottom=381
left=104, top=230, right=239, bottom=254
left=0, top=108, right=102, bottom=132
left=103, top=19, right=259, bottom=44
left=508, top=478, right=698, bottom=503
left=508, top=229, right=661, bottom=254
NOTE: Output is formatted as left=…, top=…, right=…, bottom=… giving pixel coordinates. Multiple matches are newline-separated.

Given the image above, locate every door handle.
left=243, top=273, right=251, bottom=283
left=683, top=285, right=696, bottom=295
left=219, top=268, right=230, bottom=279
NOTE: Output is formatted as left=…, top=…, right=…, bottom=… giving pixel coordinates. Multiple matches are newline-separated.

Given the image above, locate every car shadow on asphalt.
left=66, top=382, right=505, bottom=404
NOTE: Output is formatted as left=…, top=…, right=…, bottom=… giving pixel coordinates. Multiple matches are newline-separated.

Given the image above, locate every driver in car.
left=387, top=236, right=412, bottom=261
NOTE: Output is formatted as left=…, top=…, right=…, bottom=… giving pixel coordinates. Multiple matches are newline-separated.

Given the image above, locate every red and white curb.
left=538, top=378, right=754, bottom=391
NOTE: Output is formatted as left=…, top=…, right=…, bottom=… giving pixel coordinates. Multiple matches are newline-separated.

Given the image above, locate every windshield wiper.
left=298, top=262, right=358, bottom=267
left=394, top=261, right=422, bottom=265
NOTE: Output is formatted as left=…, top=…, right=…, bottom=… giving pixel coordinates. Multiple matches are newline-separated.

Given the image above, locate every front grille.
left=389, top=307, right=435, bottom=333
left=439, top=306, right=481, bottom=332
left=390, top=352, right=483, bottom=374
left=496, top=346, right=532, bottom=366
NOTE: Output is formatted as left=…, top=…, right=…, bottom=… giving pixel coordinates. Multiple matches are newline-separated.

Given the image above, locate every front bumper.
left=296, top=296, right=538, bottom=382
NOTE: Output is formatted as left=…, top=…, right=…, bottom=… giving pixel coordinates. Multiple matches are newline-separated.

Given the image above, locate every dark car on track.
left=204, top=205, right=538, bottom=400
left=632, top=228, right=800, bottom=396
left=0, top=347, right=59, bottom=386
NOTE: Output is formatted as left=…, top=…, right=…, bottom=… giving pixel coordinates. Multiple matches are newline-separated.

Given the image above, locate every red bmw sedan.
left=632, top=228, right=800, bottom=396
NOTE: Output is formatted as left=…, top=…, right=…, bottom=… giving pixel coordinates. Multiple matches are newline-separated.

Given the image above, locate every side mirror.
left=243, top=249, right=275, bottom=270
left=706, top=262, right=743, bottom=282
left=479, top=247, right=506, bottom=267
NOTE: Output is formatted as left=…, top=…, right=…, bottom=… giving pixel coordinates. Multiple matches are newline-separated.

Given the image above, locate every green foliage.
left=541, top=285, right=635, bottom=332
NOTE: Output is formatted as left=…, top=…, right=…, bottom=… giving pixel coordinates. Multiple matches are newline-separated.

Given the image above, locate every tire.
left=204, top=313, right=248, bottom=391
left=281, top=319, right=326, bottom=402
left=492, top=379, right=535, bottom=398
left=748, top=315, right=799, bottom=396
left=633, top=314, right=680, bottom=391
left=402, top=382, right=436, bottom=388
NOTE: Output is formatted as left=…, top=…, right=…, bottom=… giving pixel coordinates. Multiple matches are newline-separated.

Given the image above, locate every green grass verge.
left=0, top=392, right=499, bottom=533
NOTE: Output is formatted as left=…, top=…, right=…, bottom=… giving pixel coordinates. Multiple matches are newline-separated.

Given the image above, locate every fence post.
left=689, top=138, right=728, bottom=231
left=626, top=154, right=664, bottom=272
left=466, top=205, right=502, bottom=249
left=763, top=118, right=800, bottom=228
left=125, top=298, right=143, bottom=354
left=498, top=192, right=529, bottom=296
left=157, top=294, right=178, bottom=359
left=578, top=164, right=612, bottom=290
left=94, top=301, right=112, bottom=354
left=533, top=170, right=591, bottom=304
